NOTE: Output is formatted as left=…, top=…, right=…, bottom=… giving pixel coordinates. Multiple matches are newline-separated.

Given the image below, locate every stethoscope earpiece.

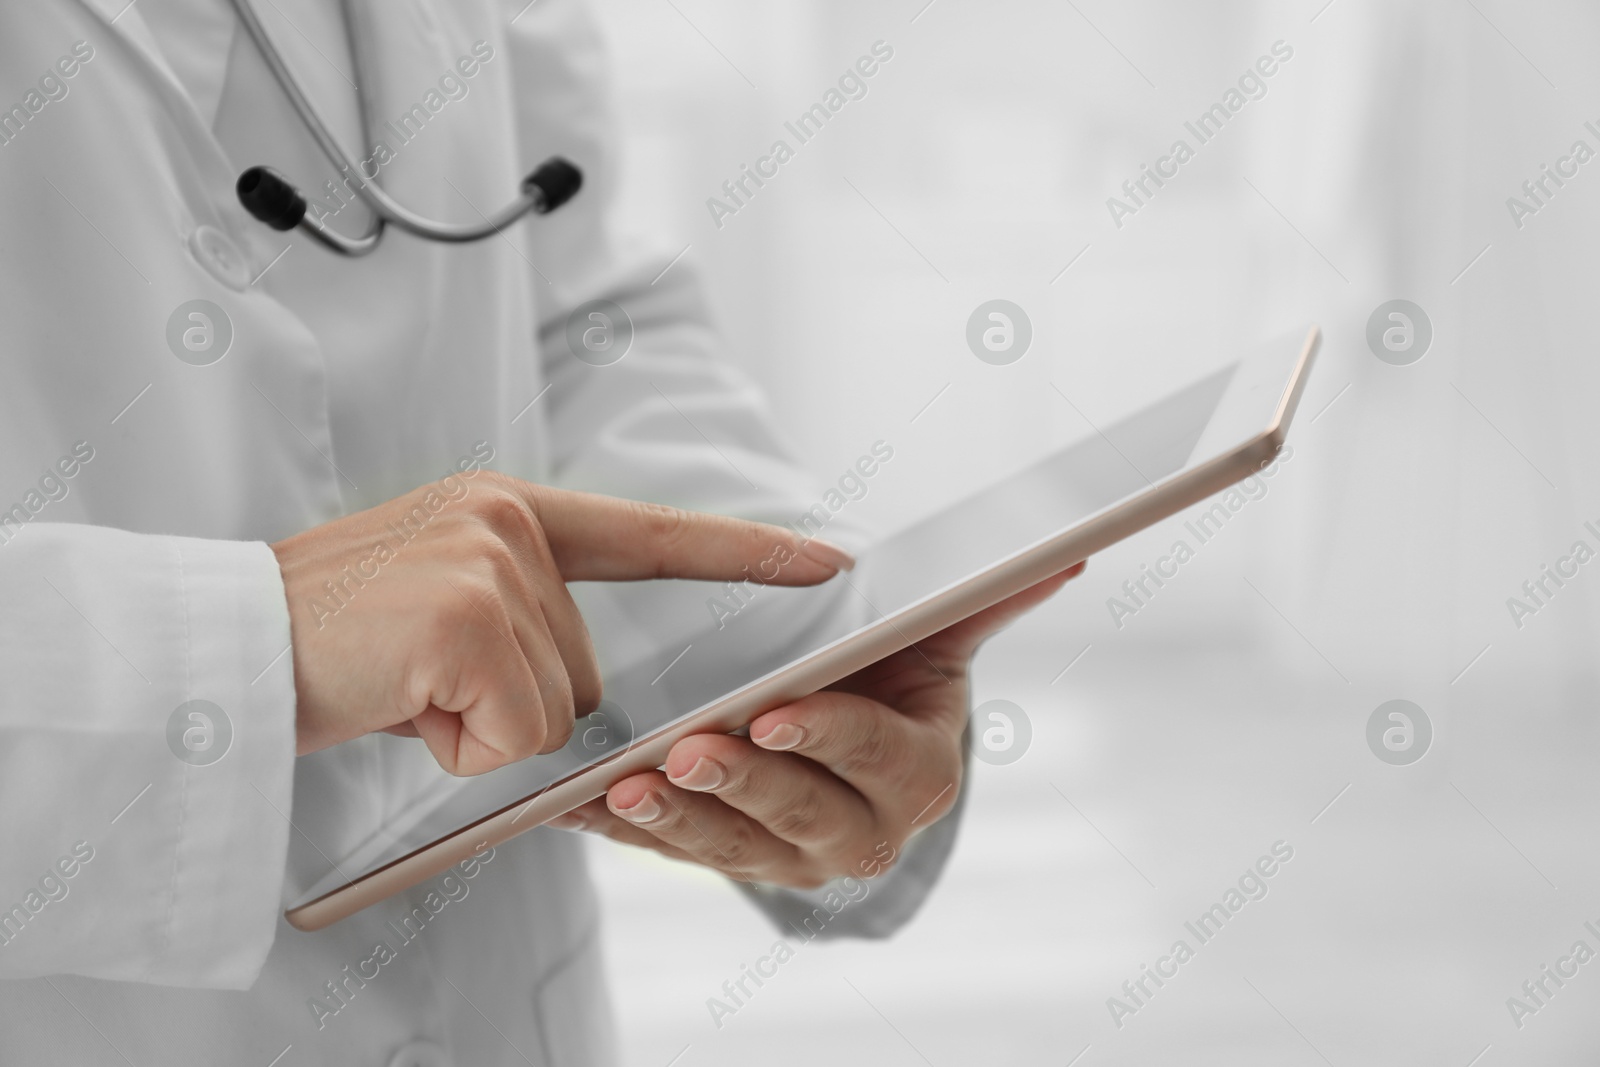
left=524, top=157, right=583, bottom=215
left=236, top=167, right=307, bottom=232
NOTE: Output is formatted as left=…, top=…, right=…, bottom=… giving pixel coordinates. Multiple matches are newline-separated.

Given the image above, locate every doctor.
left=0, top=1, right=1077, bottom=1063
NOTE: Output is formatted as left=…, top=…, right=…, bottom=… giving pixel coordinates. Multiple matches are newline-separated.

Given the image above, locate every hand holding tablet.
left=553, top=559, right=1088, bottom=888
left=286, top=325, right=1319, bottom=929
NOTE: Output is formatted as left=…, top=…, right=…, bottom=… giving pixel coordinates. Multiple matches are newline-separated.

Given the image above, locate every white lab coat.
left=0, top=1, right=960, bottom=1063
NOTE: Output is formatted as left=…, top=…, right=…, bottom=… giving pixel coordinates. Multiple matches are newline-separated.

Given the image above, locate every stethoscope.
left=227, top=0, right=582, bottom=256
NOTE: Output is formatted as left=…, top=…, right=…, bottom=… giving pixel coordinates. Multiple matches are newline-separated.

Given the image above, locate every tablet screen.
left=292, top=328, right=1304, bottom=906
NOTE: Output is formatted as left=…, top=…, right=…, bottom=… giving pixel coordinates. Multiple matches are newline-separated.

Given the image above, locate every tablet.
left=285, top=324, right=1320, bottom=930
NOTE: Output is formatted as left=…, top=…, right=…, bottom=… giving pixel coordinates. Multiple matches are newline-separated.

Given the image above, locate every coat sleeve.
left=0, top=523, right=296, bottom=988
left=502, top=0, right=963, bottom=939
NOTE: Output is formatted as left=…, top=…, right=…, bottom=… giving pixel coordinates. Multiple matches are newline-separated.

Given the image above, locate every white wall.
left=585, top=2, right=1600, bottom=1062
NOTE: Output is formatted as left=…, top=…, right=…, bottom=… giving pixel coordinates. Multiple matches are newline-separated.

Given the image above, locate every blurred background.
left=576, top=1, right=1600, bottom=1063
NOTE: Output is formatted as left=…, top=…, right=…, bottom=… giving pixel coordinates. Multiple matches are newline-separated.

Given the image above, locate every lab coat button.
left=386, top=1039, right=450, bottom=1067
left=187, top=225, right=252, bottom=291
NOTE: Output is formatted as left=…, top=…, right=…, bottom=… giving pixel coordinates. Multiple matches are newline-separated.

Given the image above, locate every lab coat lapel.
left=71, top=0, right=241, bottom=185
left=133, top=0, right=240, bottom=129
left=74, top=0, right=197, bottom=110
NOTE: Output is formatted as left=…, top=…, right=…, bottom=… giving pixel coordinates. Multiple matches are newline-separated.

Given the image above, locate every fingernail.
left=615, top=794, right=661, bottom=824
left=758, top=723, right=806, bottom=751
left=796, top=538, right=856, bottom=573
left=548, top=812, right=587, bottom=831
left=668, top=756, right=726, bottom=792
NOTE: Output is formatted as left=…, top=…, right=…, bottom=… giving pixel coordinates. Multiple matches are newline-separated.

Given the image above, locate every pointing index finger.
left=516, top=483, right=855, bottom=585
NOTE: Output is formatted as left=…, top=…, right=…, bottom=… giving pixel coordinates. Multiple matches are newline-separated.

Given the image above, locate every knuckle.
left=446, top=576, right=506, bottom=627
left=470, top=484, right=532, bottom=535
left=765, top=790, right=828, bottom=843
left=570, top=671, right=602, bottom=719
left=834, top=718, right=905, bottom=781
left=496, top=709, right=549, bottom=765
left=471, top=484, right=558, bottom=578
left=468, top=529, right=521, bottom=585
left=538, top=677, right=577, bottom=753
left=630, top=501, right=692, bottom=576
left=712, top=820, right=763, bottom=873
left=566, top=646, right=603, bottom=717
left=475, top=469, right=516, bottom=494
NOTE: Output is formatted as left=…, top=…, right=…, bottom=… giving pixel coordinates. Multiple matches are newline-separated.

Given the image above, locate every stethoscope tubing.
left=228, top=0, right=575, bottom=255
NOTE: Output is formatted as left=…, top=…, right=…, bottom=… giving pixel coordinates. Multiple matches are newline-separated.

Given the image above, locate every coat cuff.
left=157, top=536, right=298, bottom=988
